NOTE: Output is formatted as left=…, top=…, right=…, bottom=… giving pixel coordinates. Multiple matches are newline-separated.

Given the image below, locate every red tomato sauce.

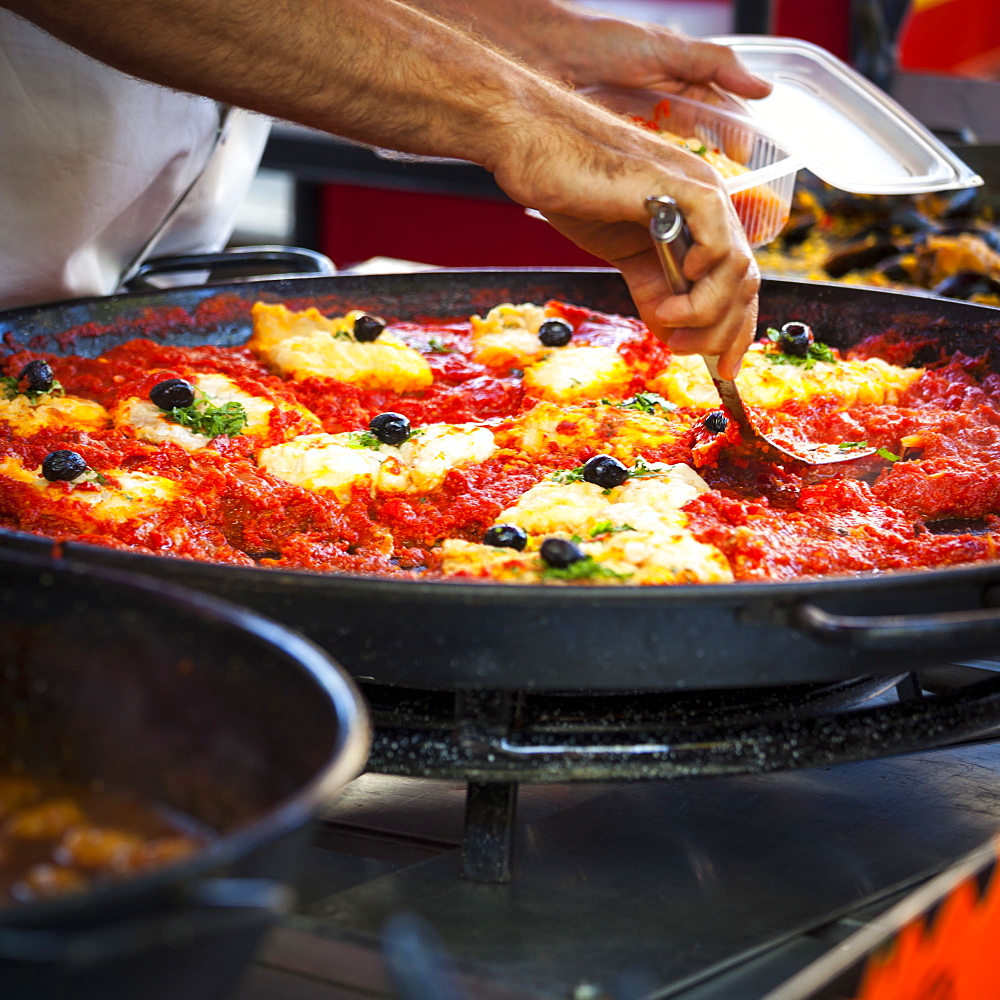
left=2, top=300, right=1000, bottom=583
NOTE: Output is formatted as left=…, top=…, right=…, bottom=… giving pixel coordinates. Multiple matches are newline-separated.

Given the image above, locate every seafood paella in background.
left=1, top=287, right=999, bottom=587
left=757, top=173, right=1000, bottom=306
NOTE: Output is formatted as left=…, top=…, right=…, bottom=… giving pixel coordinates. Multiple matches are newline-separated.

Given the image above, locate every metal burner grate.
left=364, top=667, right=1000, bottom=881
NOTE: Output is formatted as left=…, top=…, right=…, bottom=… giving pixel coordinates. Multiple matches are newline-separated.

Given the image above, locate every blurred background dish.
left=0, top=550, right=369, bottom=1000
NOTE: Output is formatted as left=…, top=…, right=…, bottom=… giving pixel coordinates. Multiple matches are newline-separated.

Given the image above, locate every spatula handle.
left=645, top=195, right=692, bottom=296
left=645, top=196, right=755, bottom=436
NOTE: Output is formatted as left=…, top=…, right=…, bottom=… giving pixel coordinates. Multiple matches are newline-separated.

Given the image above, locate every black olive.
left=369, top=411, right=411, bottom=446
left=778, top=321, right=814, bottom=357
left=19, top=359, right=53, bottom=393
left=483, top=524, right=528, bottom=551
left=538, top=319, right=573, bottom=347
left=540, top=537, right=585, bottom=568
left=150, top=378, right=195, bottom=411
left=704, top=410, right=728, bottom=434
left=353, top=314, right=386, bottom=342
left=42, top=450, right=88, bottom=482
left=582, top=454, right=628, bottom=489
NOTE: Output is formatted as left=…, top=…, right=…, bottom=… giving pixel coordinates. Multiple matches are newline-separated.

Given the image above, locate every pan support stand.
left=895, top=672, right=924, bottom=702
left=456, top=689, right=522, bottom=882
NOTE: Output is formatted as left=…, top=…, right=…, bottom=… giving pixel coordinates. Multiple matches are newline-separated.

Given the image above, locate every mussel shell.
left=935, top=224, right=1000, bottom=254
left=873, top=256, right=915, bottom=283
left=916, top=187, right=980, bottom=221
left=779, top=211, right=818, bottom=248
left=939, top=187, right=980, bottom=220
left=887, top=205, right=939, bottom=235
left=823, top=240, right=901, bottom=278
left=932, top=270, right=1000, bottom=301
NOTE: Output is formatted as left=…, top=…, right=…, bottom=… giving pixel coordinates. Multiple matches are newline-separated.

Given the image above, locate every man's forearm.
left=401, top=0, right=585, bottom=80
left=3, top=0, right=762, bottom=373
left=2, top=0, right=571, bottom=170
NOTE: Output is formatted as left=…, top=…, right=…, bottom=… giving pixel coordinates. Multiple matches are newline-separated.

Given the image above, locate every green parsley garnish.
left=426, top=338, right=453, bottom=355
left=764, top=327, right=837, bottom=370
left=837, top=441, right=869, bottom=452
left=79, top=469, right=110, bottom=486
left=627, top=456, right=669, bottom=479
left=590, top=521, right=635, bottom=537
left=0, top=375, right=64, bottom=404
left=541, top=556, right=632, bottom=582
left=876, top=447, right=901, bottom=462
left=618, top=392, right=677, bottom=415
left=551, top=456, right=668, bottom=487
left=167, top=395, right=249, bottom=438
left=346, top=430, right=383, bottom=450
left=550, top=466, right=586, bottom=485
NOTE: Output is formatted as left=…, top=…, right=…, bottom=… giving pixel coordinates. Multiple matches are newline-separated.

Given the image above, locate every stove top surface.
left=236, top=737, right=1000, bottom=1000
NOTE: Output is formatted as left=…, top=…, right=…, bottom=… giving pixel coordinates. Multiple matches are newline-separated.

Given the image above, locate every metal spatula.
left=644, top=195, right=876, bottom=467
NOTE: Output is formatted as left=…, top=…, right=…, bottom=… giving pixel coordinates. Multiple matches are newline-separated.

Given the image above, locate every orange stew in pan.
left=0, top=775, right=205, bottom=905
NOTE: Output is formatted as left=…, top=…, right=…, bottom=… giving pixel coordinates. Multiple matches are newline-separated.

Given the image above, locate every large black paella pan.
left=3, top=270, right=1000, bottom=694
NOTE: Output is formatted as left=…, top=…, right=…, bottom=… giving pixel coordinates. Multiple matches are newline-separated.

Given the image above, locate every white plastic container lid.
left=711, top=35, right=983, bottom=195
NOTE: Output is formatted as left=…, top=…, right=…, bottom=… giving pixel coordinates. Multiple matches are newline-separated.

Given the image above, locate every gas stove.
left=235, top=663, right=1000, bottom=1000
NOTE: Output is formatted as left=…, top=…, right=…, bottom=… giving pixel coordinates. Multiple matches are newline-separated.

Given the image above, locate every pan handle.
left=0, top=877, right=292, bottom=965
left=123, top=245, right=335, bottom=291
left=793, top=602, right=1000, bottom=652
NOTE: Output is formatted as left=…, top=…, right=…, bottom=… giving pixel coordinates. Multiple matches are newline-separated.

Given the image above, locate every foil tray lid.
left=712, top=35, right=983, bottom=195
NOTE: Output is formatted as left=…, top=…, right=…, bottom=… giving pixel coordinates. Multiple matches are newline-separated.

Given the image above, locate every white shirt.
left=0, top=12, right=271, bottom=310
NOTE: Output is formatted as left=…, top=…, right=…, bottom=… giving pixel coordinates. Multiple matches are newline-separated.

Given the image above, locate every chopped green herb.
left=876, top=446, right=901, bottom=462
left=0, top=375, right=65, bottom=404
left=426, top=337, right=453, bottom=355
left=346, top=430, right=383, bottom=450
left=589, top=520, right=635, bottom=536
left=167, top=394, right=249, bottom=438
left=80, top=469, right=110, bottom=486
left=550, top=465, right=586, bottom=485
left=627, top=456, right=669, bottom=479
left=766, top=338, right=837, bottom=370
left=541, top=556, right=632, bottom=582
left=618, top=392, right=677, bottom=415
left=687, top=140, right=707, bottom=156
left=837, top=441, right=869, bottom=452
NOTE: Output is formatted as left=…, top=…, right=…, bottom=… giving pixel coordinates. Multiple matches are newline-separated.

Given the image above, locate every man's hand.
left=491, top=90, right=759, bottom=379
left=405, top=0, right=771, bottom=99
